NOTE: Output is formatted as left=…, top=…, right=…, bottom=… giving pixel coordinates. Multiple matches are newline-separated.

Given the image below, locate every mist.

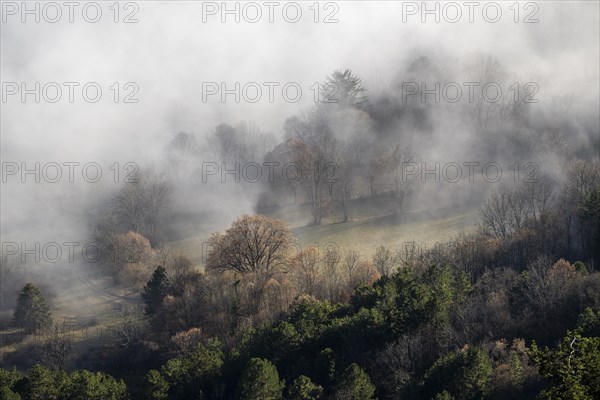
left=1, top=0, right=599, bottom=368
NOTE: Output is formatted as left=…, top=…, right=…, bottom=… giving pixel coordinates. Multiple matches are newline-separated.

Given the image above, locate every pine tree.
left=236, top=358, right=283, bottom=400
left=530, top=333, right=600, bottom=400
left=287, top=375, right=323, bottom=400
left=13, top=283, right=52, bottom=332
left=143, top=370, right=169, bottom=400
left=0, top=367, right=23, bottom=400
left=332, top=363, right=376, bottom=400
left=141, top=266, right=170, bottom=315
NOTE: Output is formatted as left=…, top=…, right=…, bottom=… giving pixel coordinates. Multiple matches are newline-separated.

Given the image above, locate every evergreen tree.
left=530, top=333, right=600, bottom=400
left=141, top=266, right=170, bottom=315
left=0, top=368, right=23, bottom=400
left=434, top=391, right=455, bottom=400
left=236, top=358, right=284, bottom=400
left=20, top=364, right=60, bottom=399
left=68, top=369, right=128, bottom=400
left=159, top=340, right=224, bottom=399
left=143, top=370, right=169, bottom=400
left=423, top=347, right=493, bottom=400
left=286, top=375, right=323, bottom=400
left=13, top=283, right=52, bottom=332
left=332, top=363, right=376, bottom=400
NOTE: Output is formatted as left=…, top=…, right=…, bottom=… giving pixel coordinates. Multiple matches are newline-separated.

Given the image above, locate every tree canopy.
left=206, top=215, right=293, bottom=274
left=13, top=283, right=52, bottom=332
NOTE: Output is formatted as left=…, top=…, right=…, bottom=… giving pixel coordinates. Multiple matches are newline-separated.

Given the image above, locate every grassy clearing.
left=292, top=207, right=479, bottom=258
left=172, top=196, right=481, bottom=263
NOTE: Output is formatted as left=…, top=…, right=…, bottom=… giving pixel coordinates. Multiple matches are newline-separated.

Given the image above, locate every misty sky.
left=1, top=1, right=599, bottom=244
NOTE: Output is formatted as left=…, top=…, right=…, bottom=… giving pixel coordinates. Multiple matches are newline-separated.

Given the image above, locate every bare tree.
left=114, top=182, right=147, bottom=233
left=111, top=305, right=144, bottom=349
left=208, top=123, right=238, bottom=162
left=91, top=212, right=120, bottom=268
left=343, top=250, right=360, bottom=284
left=206, top=215, right=293, bottom=275
left=335, top=144, right=354, bottom=222
left=388, top=144, right=415, bottom=213
left=169, top=131, right=198, bottom=154
left=372, top=246, right=399, bottom=277
left=323, top=245, right=341, bottom=300
left=37, top=324, right=75, bottom=371
left=287, top=115, right=336, bottom=225
left=292, top=247, right=320, bottom=296
left=367, top=147, right=387, bottom=197
left=208, top=122, right=274, bottom=164
left=507, top=186, right=529, bottom=232
left=563, top=160, right=600, bottom=257
left=113, top=171, right=171, bottom=244
left=565, top=160, right=600, bottom=204
left=143, top=172, right=171, bottom=244
left=480, top=187, right=512, bottom=239
left=521, top=179, right=555, bottom=224
left=462, top=54, right=511, bottom=133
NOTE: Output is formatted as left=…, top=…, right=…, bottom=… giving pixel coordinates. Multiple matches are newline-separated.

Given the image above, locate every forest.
left=2, top=53, right=600, bottom=399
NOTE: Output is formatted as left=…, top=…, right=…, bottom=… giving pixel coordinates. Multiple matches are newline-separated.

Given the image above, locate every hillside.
left=171, top=195, right=481, bottom=264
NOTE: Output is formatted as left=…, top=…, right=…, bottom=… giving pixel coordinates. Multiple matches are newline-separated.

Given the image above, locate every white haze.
left=1, top=0, right=599, bottom=247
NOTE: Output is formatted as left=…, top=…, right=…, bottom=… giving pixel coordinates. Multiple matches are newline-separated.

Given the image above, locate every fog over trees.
left=1, top=2, right=599, bottom=399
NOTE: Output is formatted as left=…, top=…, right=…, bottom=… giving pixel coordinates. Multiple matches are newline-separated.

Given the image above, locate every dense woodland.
left=1, top=59, right=599, bottom=399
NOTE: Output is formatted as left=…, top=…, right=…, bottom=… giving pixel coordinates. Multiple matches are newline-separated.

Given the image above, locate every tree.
left=4, top=365, right=127, bottom=400
left=434, top=391, right=455, bottom=400
left=284, top=112, right=337, bottom=225
left=264, top=138, right=305, bottom=204
left=13, top=283, right=52, bottom=332
left=335, top=144, right=354, bottom=222
left=114, top=181, right=147, bottom=234
left=387, top=144, right=415, bottom=213
left=168, top=254, right=194, bottom=295
left=292, top=248, right=321, bottom=296
left=462, top=54, right=511, bottom=133
left=423, top=347, right=493, bottom=400
left=68, top=369, right=128, bottom=400
left=286, top=375, right=323, bottom=400
left=320, top=69, right=368, bottom=110
left=169, top=131, right=197, bottom=154
left=37, top=325, right=75, bottom=370
left=0, top=368, right=22, bottom=400
left=141, top=266, right=170, bottom=315
left=21, top=364, right=61, bottom=399
left=143, top=172, right=171, bottom=244
left=236, top=358, right=284, bottom=400
left=207, top=122, right=273, bottom=164
left=207, top=215, right=293, bottom=275
left=111, top=306, right=144, bottom=349
left=372, top=246, right=398, bottom=277
left=509, top=258, right=585, bottom=339
left=143, top=370, right=169, bottom=400
left=332, top=363, right=376, bottom=400
left=563, top=160, right=600, bottom=259
left=530, top=333, right=600, bottom=400
left=343, top=250, right=360, bottom=284
left=158, top=340, right=224, bottom=399
left=367, top=146, right=387, bottom=197
left=580, top=187, right=600, bottom=264
left=113, top=171, right=171, bottom=244
left=521, top=179, right=554, bottom=224
left=480, top=186, right=512, bottom=239
left=113, top=231, right=153, bottom=276
left=576, top=307, right=600, bottom=337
